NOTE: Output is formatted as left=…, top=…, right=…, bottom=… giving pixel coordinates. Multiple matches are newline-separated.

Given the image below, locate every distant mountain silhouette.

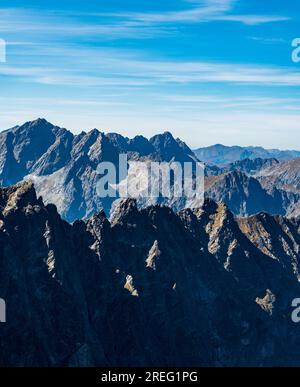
left=194, top=144, right=300, bottom=166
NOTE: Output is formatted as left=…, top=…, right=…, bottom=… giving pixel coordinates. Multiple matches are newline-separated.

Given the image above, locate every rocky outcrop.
left=1, top=183, right=300, bottom=366
left=257, top=157, right=300, bottom=193
left=238, top=213, right=300, bottom=280
left=222, top=158, right=279, bottom=176
left=205, top=170, right=285, bottom=217
left=0, top=119, right=67, bottom=185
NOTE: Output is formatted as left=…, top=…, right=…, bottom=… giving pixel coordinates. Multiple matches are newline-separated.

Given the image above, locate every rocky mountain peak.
left=110, top=198, right=139, bottom=226
left=1, top=182, right=300, bottom=366
left=0, top=181, right=40, bottom=216
left=128, top=135, right=154, bottom=156
left=1, top=119, right=299, bottom=222
left=20, top=118, right=54, bottom=131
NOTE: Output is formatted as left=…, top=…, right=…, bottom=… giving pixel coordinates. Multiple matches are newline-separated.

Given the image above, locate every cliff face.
left=205, top=170, right=285, bottom=217
left=238, top=213, right=300, bottom=280
left=2, top=119, right=299, bottom=222
left=0, top=119, right=200, bottom=222
left=0, top=182, right=300, bottom=367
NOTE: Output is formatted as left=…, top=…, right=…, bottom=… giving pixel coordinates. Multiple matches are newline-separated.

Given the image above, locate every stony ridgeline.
left=0, top=182, right=300, bottom=366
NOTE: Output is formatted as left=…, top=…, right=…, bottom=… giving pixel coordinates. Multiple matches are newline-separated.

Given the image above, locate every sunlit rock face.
left=2, top=119, right=299, bottom=223
left=0, top=119, right=202, bottom=222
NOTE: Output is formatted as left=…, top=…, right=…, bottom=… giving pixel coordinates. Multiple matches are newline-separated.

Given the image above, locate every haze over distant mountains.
left=0, top=118, right=299, bottom=222
left=194, top=144, right=300, bottom=166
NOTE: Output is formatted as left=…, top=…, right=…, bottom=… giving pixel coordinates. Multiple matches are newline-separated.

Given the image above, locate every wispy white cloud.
left=164, top=95, right=300, bottom=109
left=0, top=8, right=174, bottom=40
left=0, top=2, right=297, bottom=149
left=1, top=46, right=300, bottom=87
left=217, top=14, right=289, bottom=25
left=100, top=0, right=289, bottom=26
left=0, top=0, right=290, bottom=46
left=111, top=0, right=235, bottom=23
left=248, top=36, right=287, bottom=44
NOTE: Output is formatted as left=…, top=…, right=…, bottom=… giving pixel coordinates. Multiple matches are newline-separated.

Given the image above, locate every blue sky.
left=0, top=0, right=300, bottom=148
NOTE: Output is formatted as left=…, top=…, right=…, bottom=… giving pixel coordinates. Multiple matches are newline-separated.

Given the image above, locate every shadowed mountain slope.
left=1, top=182, right=300, bottom=366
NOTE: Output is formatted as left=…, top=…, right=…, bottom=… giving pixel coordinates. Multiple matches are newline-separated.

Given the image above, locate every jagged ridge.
left=1, top=182, right=300, bottom=366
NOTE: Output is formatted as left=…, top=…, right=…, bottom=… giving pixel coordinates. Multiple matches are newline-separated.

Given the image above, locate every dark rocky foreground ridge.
left=1, top=182, right=300, bottom=366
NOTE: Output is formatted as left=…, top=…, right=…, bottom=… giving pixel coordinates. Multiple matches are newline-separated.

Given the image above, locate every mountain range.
left=0, top=119, right=299, bottom=222
left=1, top=119, right=300, bottom=367
left=194, top=144, right=300, bottom=166
left=1, top=181, right=300, bottom=366
left=0, top=119, right=201, bottom=222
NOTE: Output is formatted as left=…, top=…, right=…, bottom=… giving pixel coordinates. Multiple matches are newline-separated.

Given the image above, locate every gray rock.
left=1, top=183, right=300, bottom=366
